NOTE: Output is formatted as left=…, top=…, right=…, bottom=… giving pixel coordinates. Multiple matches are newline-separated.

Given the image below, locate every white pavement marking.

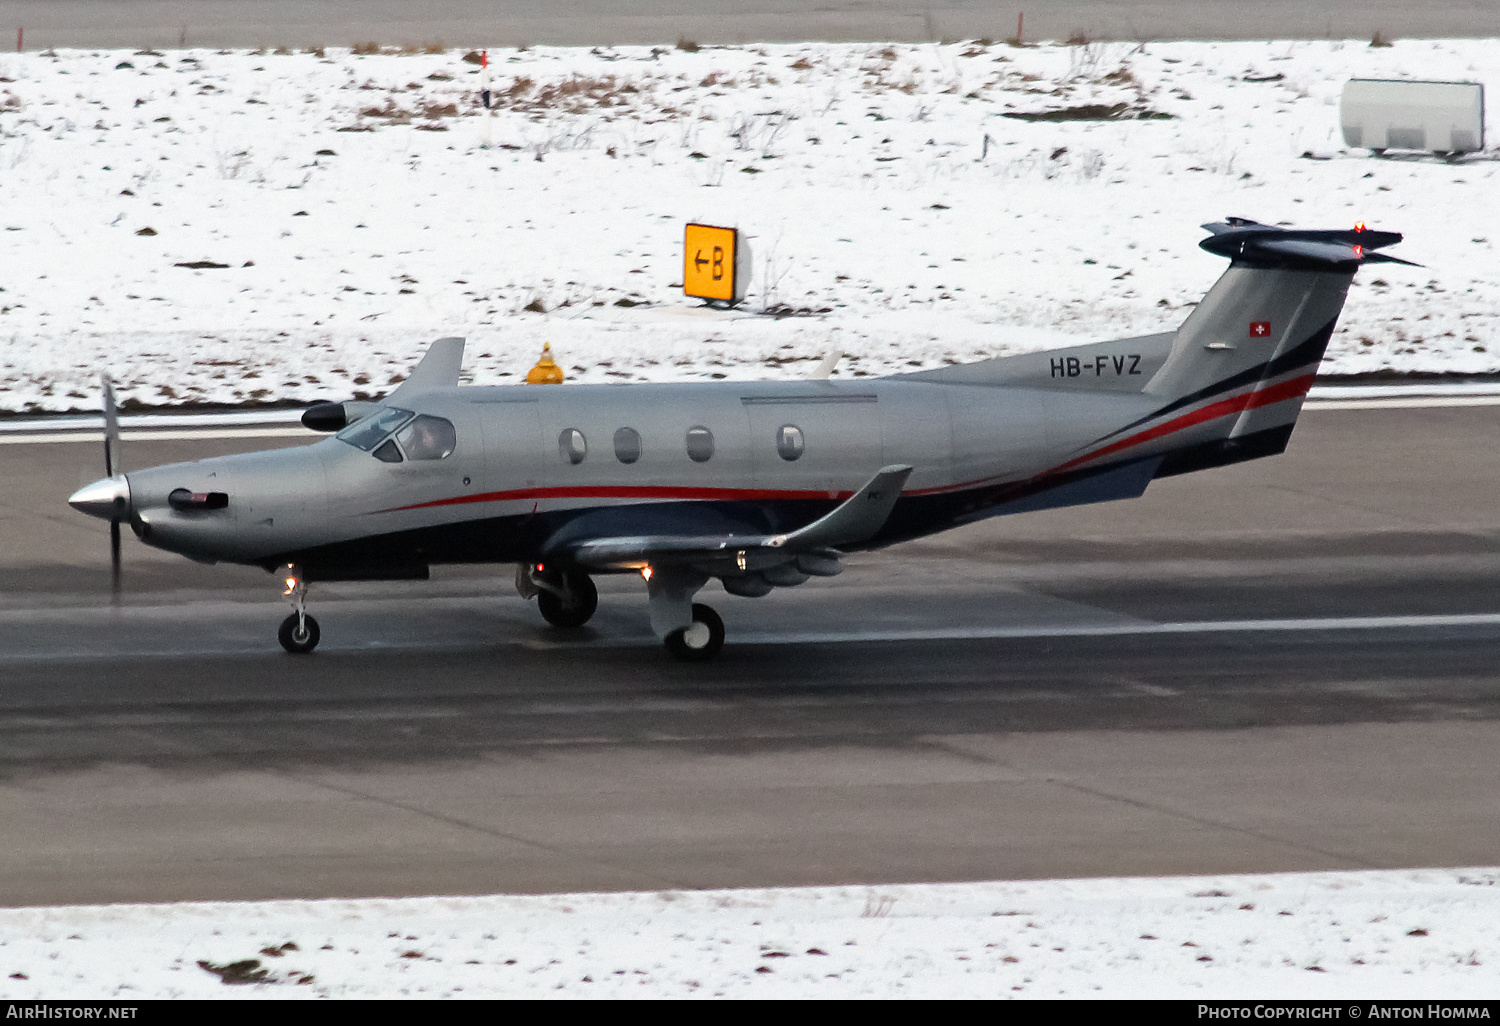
left=736, top=611, right=1500, bottom=646
left=1306, top=395, right=1500, bottom=410
left=0, top=409, right=305, bottom=432
left=0, top=426, right=313, bottom=444
left=1307, top=383, right=1500, bottom=399
left=2, top=606, right=1497, bottom=662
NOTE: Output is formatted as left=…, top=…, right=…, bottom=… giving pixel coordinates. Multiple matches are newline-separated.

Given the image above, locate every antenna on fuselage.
left=811, top=352, right=842, bottom=380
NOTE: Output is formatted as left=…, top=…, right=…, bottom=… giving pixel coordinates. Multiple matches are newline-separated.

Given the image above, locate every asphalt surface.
left=0, top=402, right=1498, bottom=905
left=3, top=1, right=1498, bottom=50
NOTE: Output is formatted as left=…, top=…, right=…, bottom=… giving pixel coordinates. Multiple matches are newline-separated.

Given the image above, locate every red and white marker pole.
left=480, top=49, right=491, bottom=148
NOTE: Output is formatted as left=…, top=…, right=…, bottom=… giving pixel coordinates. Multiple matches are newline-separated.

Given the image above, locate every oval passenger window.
left=685, top=426, right=714, bottom=463
left=558, top=428, right=587, bottom=465
left=614, top=427, right=642, bottom=464
left=776, top=424, right=805, bottom=461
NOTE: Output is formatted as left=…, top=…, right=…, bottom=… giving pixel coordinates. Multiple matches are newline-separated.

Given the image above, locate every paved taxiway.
left=0, top=400, right=1497, bottom=905
left=4, top=0, right=1499, bottom=50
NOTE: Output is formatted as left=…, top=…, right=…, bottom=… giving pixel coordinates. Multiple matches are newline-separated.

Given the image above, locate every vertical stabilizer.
left=1147, top=265, right=1351, bottom=401
left=1133, top=220, right=1410, bottom=472
left=388, top=336, right=466, bottom=402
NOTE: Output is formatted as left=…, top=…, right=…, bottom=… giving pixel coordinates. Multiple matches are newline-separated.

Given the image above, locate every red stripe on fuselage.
left=374, top=483, right=856, bottom=514
left=1046, top=373, right=1315, bottom=476
left=372, top=374, right=1314, bottom=515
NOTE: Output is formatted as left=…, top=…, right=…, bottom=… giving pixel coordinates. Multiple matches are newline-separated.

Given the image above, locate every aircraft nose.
left=69, top=475, right=130, bottom=520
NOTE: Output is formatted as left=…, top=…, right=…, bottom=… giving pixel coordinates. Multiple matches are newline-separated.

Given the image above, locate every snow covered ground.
left=1, top=868, right=1498, bottom=999
left=0, top=38, right=1496, bottom=412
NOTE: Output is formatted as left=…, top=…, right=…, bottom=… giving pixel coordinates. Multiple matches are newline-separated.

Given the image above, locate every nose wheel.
left=276, top=564, right=320, bottom=654
left=663, top=603, right=724, bottom=662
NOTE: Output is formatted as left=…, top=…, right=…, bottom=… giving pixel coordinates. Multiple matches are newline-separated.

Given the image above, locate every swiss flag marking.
left=1249, top=321, right=1271, bottom=338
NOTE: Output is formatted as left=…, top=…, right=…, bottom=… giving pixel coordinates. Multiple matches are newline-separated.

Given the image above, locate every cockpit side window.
left=396, top=415, right=457, bottom=460
left=337, top=407, right=415, bottom=451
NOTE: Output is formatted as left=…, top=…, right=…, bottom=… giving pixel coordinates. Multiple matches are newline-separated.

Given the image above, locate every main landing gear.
left=662, top=603, right=725, bottom=662
left=645, top=566, right=727, bottom=662
left=518, top=563, right=728, bottom=661
left=518, top=564, right=599, bottom=629
left=277, top=564, right=320, bottom=654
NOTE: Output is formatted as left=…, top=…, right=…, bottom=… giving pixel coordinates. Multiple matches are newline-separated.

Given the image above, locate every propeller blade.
left=101, top=374, right=120, bottom=478
left=101, top=374, right=124, bottom=601
left=110, top=518, right=122, bottom=600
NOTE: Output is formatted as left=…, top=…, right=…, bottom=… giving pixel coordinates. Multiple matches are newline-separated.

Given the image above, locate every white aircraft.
left=70, top=218, right=1412, bottom=660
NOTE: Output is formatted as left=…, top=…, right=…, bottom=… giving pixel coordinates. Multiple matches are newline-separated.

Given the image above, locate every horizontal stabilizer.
left=1199, top=219, right=1414, bottom=271
left=1362, top=251, right=1422, bottom=267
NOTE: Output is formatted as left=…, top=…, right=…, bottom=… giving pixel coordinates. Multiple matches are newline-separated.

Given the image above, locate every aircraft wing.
left=563, top=464, right=913, bottom=574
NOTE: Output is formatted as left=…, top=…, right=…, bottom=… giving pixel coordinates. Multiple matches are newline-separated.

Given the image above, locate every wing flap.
left=563, top=465, right=913, bottom=573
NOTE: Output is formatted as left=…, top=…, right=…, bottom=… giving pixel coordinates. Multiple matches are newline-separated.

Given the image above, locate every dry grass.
left=1370, top=30, right=1393, bottom=48
left=358, top=97, right=410, bottom=123
left=496, top=75, right=641, bottom=113
left=677, top=37, right=701, bottom=53
left=352, top=41, right=380, bottom=56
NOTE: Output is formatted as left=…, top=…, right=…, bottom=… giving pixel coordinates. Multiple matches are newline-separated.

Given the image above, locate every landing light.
left=1353, top=244, right=1364, bottom=258
left=1354, top=221, right=1366, bottom=232
left=641, top=566, right=653, bottom=582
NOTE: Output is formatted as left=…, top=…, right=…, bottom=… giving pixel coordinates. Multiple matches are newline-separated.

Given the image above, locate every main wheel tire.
left=664, top=603, right=725, bottom=662
left=537, top=571, right=598, bottom=629
left=278, top=612, right=320, bottom=654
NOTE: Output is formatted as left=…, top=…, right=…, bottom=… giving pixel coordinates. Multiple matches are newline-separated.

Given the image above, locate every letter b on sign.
left=684, top=223, right=747, bottom=305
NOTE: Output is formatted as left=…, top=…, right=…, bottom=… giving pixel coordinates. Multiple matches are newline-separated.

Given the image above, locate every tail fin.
left=387, top=336, right=466, bottom=403
left=1141, top=219, right=1409, bottom=474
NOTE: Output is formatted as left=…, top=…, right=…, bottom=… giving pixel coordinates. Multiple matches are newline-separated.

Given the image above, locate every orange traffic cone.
left=525, top=342, right=565, bottom=384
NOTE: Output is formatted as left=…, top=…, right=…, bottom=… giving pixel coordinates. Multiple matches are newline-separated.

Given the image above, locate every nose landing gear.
left=277, top=564, right=320, bottom=654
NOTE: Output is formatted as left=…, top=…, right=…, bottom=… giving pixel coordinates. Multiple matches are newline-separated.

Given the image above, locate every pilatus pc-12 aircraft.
left=69, top=219, right=1412, bottom=660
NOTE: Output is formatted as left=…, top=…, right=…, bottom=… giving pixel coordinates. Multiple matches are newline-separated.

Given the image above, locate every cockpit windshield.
left=336, top=407, right=415, bottom=451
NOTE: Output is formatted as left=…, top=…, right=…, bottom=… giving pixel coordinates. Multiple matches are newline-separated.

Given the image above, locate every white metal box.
left=1340, top=78, right=1485, bottom=155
